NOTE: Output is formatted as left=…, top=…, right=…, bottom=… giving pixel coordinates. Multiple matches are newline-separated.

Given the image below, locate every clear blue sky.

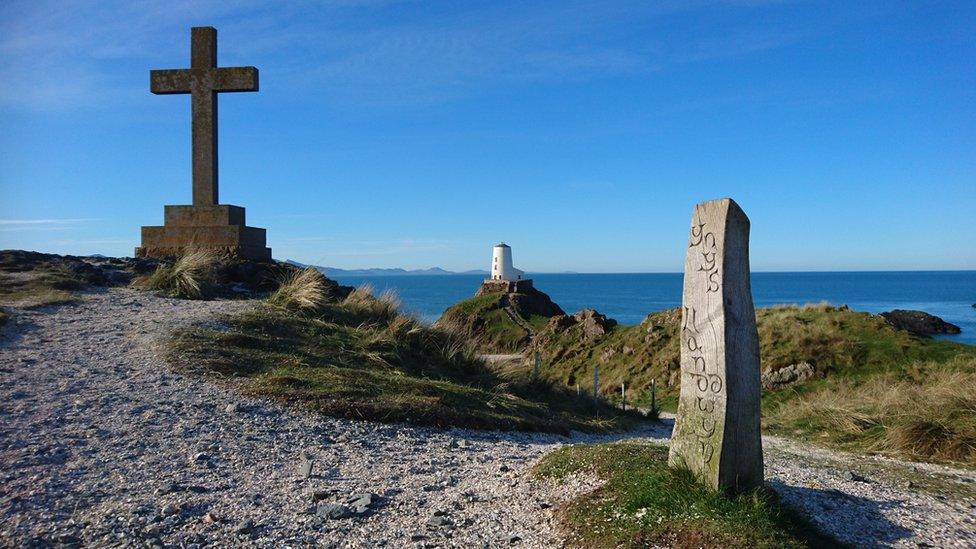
left=1, top=1, right=973, bottom=272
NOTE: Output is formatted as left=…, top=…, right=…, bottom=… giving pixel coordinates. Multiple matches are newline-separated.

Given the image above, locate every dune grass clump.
left=168, top=285, right=639, bottom=433
left=765, top=355, right=976, bottom=465
left=134, top=251, right=220, bottom=299
left=534, top=443, right=837, bottom=548
left=268, top=267, right=334, bottom=312
left=0, top=264, right=87, bottom=307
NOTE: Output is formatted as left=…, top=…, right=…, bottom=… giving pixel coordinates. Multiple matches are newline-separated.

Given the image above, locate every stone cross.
left=150, top=27, right=258, bottom=207
left=667, top=198, right=763, bottom=494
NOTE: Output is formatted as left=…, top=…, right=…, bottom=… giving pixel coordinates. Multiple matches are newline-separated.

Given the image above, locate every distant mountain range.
left=285, top=260, right=489, bottom=277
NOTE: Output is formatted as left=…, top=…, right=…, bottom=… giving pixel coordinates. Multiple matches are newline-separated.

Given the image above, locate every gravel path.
left=1, top=289, right=974, bottom=548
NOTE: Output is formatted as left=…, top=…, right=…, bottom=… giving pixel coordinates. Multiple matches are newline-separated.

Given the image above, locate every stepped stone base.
left=136, top=204, right=271, bottom=261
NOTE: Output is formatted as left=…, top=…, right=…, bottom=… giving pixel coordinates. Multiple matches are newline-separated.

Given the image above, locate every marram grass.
left=534, top=443, right=839, bottom=548
left=267, top=267, right=333, bottom=312
left=168, top=286, right=642, bottom=433
left=134, top=251, right=219, bottom=299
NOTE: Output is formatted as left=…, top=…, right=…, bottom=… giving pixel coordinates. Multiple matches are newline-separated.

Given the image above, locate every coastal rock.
left=880, top=310, right=961, bottom=335
left=761, top=362, right=816, bottom=390
left=546, top=314, right=575, bottom=332
left=572, top=309, right=616, bottom=341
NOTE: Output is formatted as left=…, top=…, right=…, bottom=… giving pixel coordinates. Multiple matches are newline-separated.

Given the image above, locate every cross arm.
left=150, top=69, right=192, bottom=94
left=214, top=67, right=259, bottom=92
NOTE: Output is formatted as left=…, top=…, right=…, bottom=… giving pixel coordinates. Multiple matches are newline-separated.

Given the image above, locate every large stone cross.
left=137, top=26, right=270, bottom=261
left=150, top=27, right=258, bottom=206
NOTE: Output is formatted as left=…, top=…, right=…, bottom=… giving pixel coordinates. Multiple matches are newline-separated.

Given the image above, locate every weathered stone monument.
left=667, top=198, right=763, bottom=493
left=136, top=27, right=271, bottom=260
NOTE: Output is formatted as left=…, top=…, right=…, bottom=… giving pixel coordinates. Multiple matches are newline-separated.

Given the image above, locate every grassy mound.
left=533, top=304, right=976, bottom=464
left=534, top=443, right=837, bottom=548
left=437, top=290, right=560, bottom=353
left=0, top=264, right=89, bottom=307
left=168, top=286, right=639, bottom=433
left=766, top=355, right=976, bottom=465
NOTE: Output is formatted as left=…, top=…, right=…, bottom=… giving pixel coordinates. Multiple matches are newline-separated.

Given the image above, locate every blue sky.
left=1, top=1, right=974, bottom=272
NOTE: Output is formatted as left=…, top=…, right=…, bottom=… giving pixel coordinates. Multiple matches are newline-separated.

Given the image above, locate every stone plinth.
left=136, top=204, right=271, bottom=260
left=477, top=279, right=534, bottom=295
left=667, top=198, right=763, bottom=494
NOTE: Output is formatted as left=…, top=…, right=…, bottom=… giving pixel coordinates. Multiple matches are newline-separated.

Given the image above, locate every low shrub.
left=268, top=267, right=334, bottom=312
left=134, top=251, right=220, bottom=299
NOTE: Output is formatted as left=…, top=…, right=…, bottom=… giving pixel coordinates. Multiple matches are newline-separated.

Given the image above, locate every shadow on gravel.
left=0, top=311, right=43, bottom=349
left=769, top=480, right=913, bottom=547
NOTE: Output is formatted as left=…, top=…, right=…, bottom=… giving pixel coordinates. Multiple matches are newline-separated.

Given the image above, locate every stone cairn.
left=667, top=198, right=763, bottom=494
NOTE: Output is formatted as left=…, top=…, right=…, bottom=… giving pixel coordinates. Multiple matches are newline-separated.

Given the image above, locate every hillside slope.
left=436, top=281, right=564, bottom=353
left=532, top=304, right=976, bottom=464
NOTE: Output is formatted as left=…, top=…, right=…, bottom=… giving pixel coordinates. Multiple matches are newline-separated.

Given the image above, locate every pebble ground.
left=1, top=289, right=973, bottom=547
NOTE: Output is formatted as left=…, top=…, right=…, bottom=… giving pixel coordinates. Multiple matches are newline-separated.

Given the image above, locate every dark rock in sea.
left=879, top=310, right=961, bottom=335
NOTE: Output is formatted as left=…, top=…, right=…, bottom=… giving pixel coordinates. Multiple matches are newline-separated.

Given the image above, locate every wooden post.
left=621, top=382, right=626, bottom=411
left=593, top=366, right=599, bottom=402
left=651, top=378, right=657, bottom=415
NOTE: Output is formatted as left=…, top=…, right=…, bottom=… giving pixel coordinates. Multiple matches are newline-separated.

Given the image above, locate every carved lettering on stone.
left=668, top=198, right=763, bottom=493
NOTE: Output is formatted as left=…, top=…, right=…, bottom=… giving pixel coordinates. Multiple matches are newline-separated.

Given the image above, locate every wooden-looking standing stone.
left=667, top=198, right=763, bottom=493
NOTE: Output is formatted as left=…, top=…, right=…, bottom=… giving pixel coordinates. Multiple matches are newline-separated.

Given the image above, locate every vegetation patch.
left=168, top=286, right=640, bottom=433
left=533, top=304, right=976, bottom=464
left=437, top=284, right=565, bottom=353
left=133, top=251, right=221, bottom=299
left=534, top=443, right=839, bottom=548
left=0, top=266, right=86, bottom=307
left=765, top=355, right=976, bottom=466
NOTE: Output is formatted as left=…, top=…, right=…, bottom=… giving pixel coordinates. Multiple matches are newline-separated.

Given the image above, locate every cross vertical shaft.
left=191, top=27, right=218, bottom=206
left=150, top=26, right=258, bottom=207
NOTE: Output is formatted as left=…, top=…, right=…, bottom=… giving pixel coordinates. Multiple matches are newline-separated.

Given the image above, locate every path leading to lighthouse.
left=1, top=289, right=974, bottom=547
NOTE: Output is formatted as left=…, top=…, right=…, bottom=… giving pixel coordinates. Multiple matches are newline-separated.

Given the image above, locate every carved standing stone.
left=667, top=198, right=763, bottom=493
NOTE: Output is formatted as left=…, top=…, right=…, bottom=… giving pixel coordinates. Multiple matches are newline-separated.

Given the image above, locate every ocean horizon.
left=331, top=270, right=976, bottom=346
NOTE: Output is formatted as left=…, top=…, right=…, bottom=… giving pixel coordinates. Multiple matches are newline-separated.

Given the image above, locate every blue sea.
left=330, top=271, right=976, bottom=346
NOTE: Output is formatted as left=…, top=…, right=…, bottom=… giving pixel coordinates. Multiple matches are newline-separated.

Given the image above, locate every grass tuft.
left=268, top=267, right=334, bottom=312
left=534, top=443, right=838, bottom=548
left=765, top=355, right=976, bottom=465
left=0, top=265, right=87, bottom=307
left=134, top=251, right=220, bottom=299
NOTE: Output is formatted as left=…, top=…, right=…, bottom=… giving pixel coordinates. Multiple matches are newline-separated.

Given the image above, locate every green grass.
left=168, top=293, right=642, bottom=433
left=133, top=251, right=220, bottom=299
left=0, top=267, right=85, bottom=307
left=765, top=355, right=976, bottom=466
left=437, top=291, right=533, bottom=353
left=534, top=443, right=840, bottom=548
left=533, top=304, right=976, bottom=464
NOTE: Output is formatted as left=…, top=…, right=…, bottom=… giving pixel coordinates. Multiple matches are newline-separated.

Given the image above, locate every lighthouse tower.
left=489, top=242, right=525, bottom=281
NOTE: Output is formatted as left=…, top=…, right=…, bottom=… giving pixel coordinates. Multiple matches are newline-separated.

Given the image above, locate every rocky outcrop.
left=761, top=362, right=817, bottom=390
left=880, top=310, right=961, bottom=335
left=437, top=282, right=565, bottom=353
left=544, top=308, right=617, bottom=342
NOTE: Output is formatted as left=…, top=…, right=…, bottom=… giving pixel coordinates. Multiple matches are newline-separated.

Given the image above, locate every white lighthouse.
left=489, top=242, right=525, bottom=281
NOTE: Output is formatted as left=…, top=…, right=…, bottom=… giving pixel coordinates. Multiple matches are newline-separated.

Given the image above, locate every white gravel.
left=1, top=288, right=973, bottom=548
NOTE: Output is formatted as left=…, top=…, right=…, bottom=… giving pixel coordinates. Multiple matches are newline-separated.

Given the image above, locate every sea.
left=330, top=271, right=976, bottom=346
